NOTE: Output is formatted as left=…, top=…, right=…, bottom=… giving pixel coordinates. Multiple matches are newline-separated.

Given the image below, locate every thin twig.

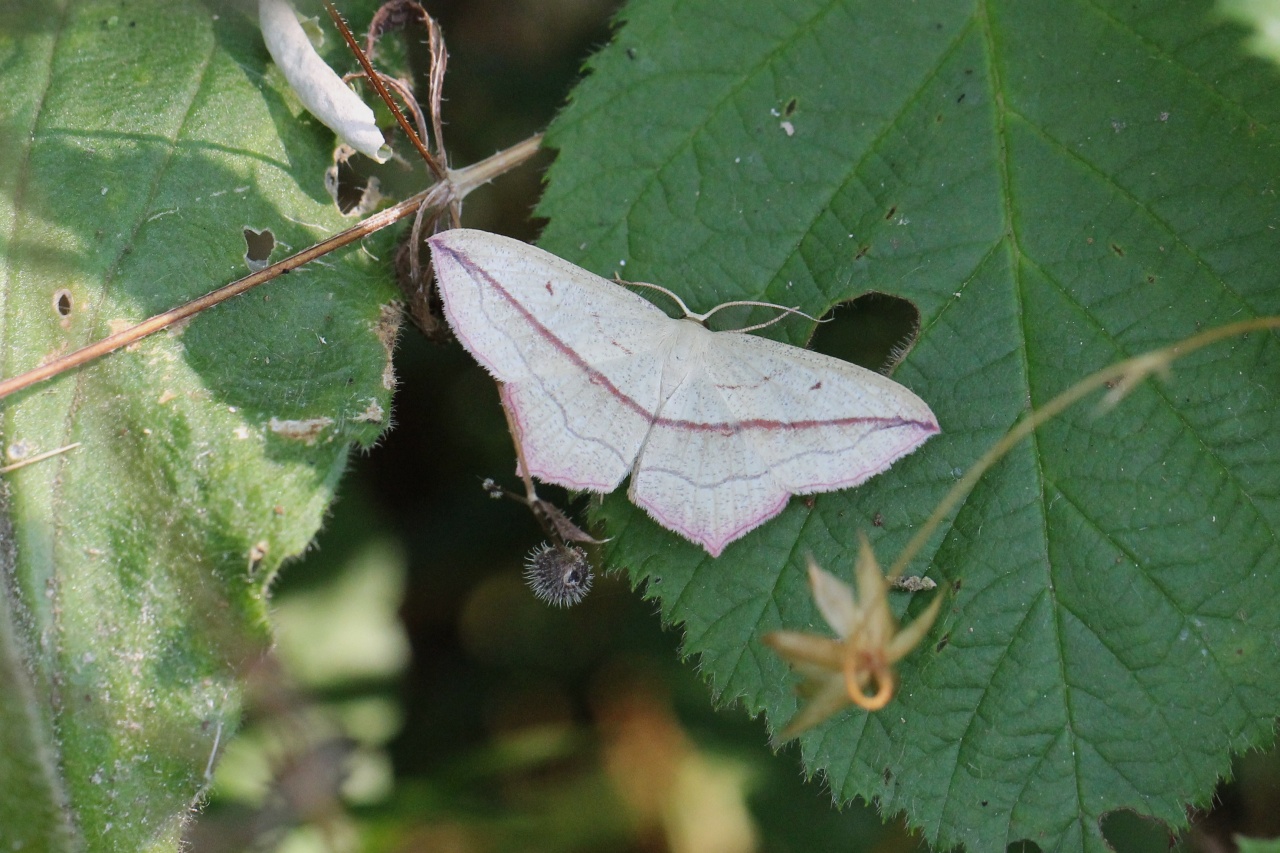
left=0, top=443, right=82, bottom=474
left=0, top=134, right=542, bottom=402
left=322, top=0, right=445, bottom=180
left=499, top=387, right=541, bottom=507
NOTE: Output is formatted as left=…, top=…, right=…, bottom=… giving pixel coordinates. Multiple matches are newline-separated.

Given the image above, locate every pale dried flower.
left=259, top=0, right=390, bottom=163
left=764, top=533, right=944, bottom=740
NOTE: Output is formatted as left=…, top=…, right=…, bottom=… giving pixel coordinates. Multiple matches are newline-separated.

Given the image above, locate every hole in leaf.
left=324, top=143, right=383, bottom=217
left=1100, top=809, right=1173, bottom=852
left=53, top=289, right=73, bottom=318
left=809, top=292, right=921, bottom=375
left=1006, top=842, right=1041, bottom=853
left=242, top=227, right=275, bottom=272
left=783, top=97, right=797, bottom=117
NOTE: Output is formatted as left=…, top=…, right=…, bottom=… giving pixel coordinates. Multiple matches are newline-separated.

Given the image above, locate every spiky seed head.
left=523, top=542, right=593, bottom=607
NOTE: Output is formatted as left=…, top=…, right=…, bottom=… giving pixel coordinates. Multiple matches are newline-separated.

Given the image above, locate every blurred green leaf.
left=0, top=1, right=396, bottom=849
left=538, top=0, right=1280, bottom=850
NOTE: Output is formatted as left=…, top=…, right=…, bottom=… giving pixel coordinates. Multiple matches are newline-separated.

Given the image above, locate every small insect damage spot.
left=783, top=97, right=798, bottom=117
left=935, top=632, right=950, bottom=652
left=268, top=416, right=334, bottom=444
left=809, top=380, right=823, bottom=391
left=884, top=205, right=897, bottom=220
left=374, top=303, right=402, bottom=390
left=872, top=511, right=884, bottom=527
left=1110, top=243, right=1125, bottom=257
left=6, top=441, right=35, bottom=462
left=854, top=245, right=870, bottom=261
left=247, top=540, right=269, bottom=574
left=809, top=292, right=922, bottom=375
left=889, top=575, right=936, bottom=592
left=324, top=143, right=383, bottom=217
left=352, top=398, right=385, bottom=423
left=242, top=227, right=275, bottom=272
left=53, top=289, right=73, bottom=320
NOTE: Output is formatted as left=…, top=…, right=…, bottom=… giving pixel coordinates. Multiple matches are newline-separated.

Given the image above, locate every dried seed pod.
left=523, top=543, right=593, bottom=607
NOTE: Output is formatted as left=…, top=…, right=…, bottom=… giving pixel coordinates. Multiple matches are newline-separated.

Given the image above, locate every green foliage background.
left=538, top=1, right=1280, bottom=851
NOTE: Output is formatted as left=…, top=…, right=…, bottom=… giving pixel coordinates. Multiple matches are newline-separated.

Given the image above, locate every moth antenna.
left=613, top=274, right=819, bottom=330
left=724, top=303, right=823, bottom=333
left=614, top=275, right=698, bottom=319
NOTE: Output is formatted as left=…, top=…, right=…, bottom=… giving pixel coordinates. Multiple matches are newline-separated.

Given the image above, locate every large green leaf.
left=0, top=1, right=396, bottom=848
left=537, top=0, right=1280, bottom=849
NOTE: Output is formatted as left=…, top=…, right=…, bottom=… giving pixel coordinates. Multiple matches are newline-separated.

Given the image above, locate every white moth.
left=429, top=230, right=939, bottom=557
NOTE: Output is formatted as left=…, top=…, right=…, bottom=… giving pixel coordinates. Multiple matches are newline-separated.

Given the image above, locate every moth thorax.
left=658, top=322, right=710, bottom=398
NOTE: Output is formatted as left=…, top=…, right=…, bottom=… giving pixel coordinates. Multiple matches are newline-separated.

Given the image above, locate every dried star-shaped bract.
left=764, top=533, right=944, bottom=740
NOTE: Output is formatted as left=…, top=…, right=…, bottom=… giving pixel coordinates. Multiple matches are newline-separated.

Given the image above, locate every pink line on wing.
left=635, top=491, right=792, bottom=558
left=633, top=428, right=937, bottom=557
left=439, top=243, right=657, bottom=420
left=500, top=384, right=622, bottom=492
